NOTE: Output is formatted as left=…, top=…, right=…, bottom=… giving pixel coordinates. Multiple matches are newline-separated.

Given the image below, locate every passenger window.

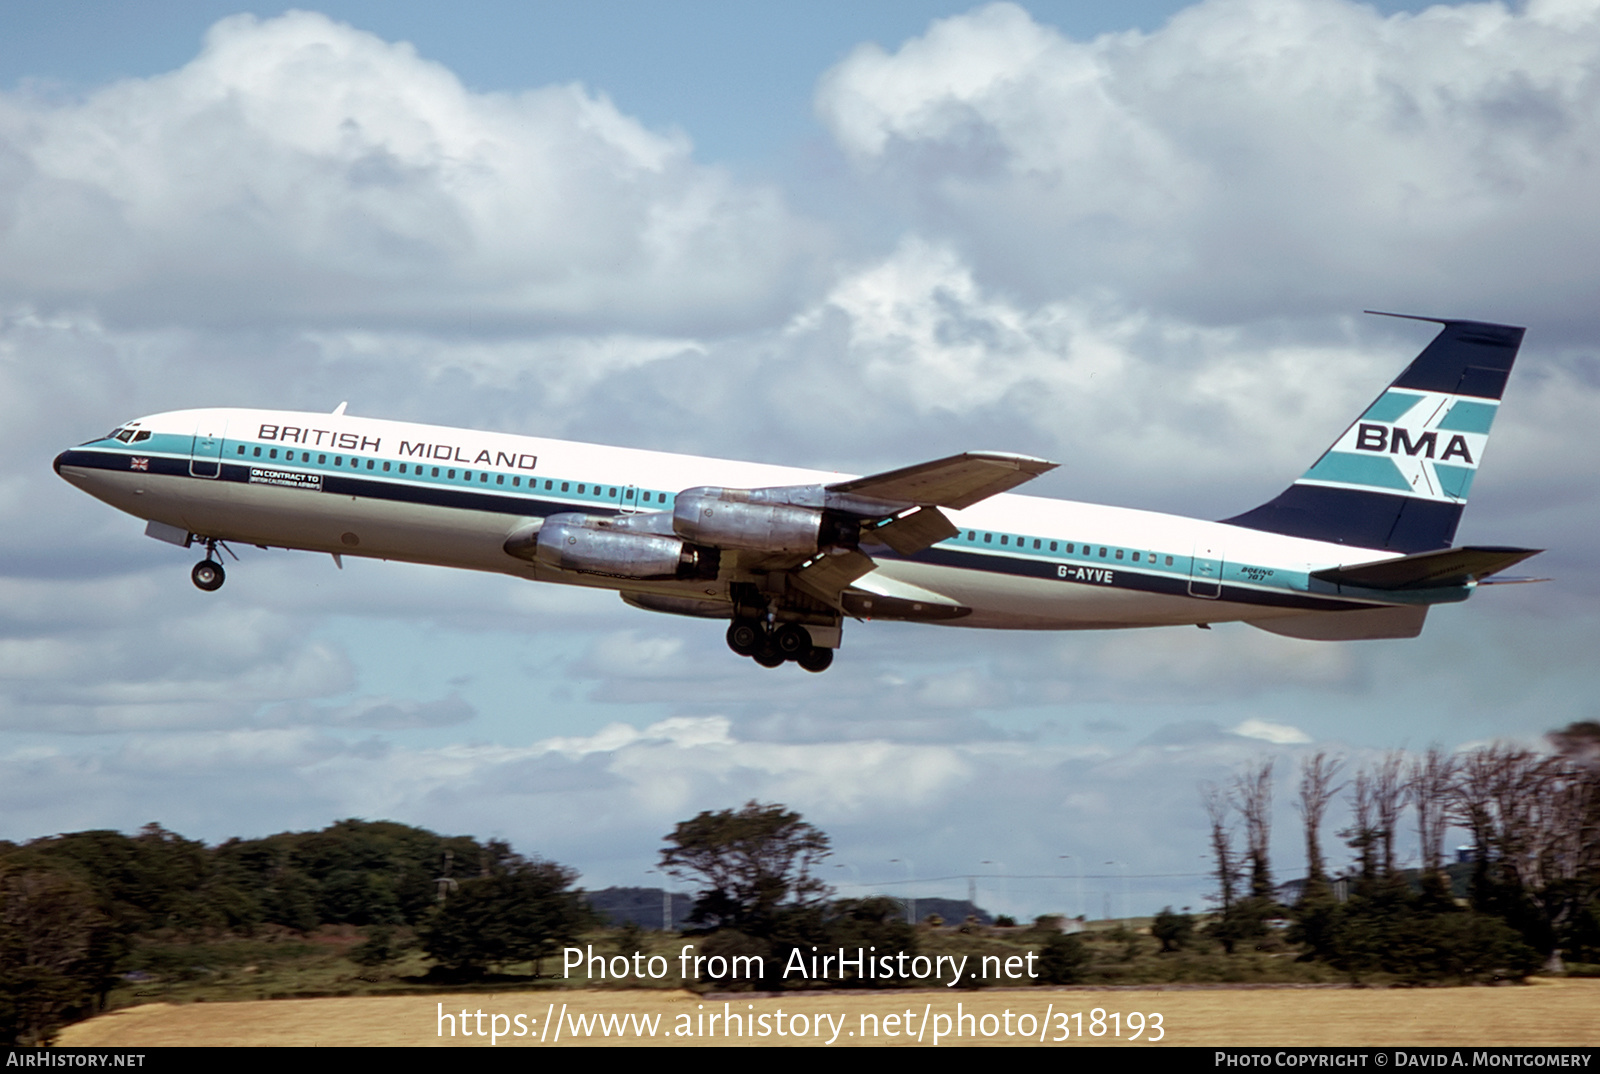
left=984, top=533, right=992, bottom=543
left=967, top=531, right=976, bottom=540
left=1066, top=543, right=1074, bottom=553
left=448, top=469, right=456, bottom=479
left=1099, top=547, right=1107, bottom=558
left=1165, top=555, right=1174, bottom=566
left=334, top=456, right=342, bottom=465
left=399, top=463, right=406, bottom=473
left=1050, top=541, right=1058, bottom=552
left=431, top=467, right=439, bottom=477
left=609, top=487, right=617, bottom=497
left=1115, top=549, right=1124, bottom=560
left=382, top=461, right=390, bottom=471
left=237, top=446, right=245, bottom=455
left=562, top=482, right=570, bottom=492
left=269, top=449, right=278, bottom=459
left=367, top=460, right=374, bottom=470
left=1000, top=535, right=1008, bottom=545
left=480, top=473, right=487, bottom=482
left=1033, top=539, right=1041, bottom=549
left=464, top=471, right=472, bottom=480
left=1132, top=552, right=1140, bottom=562
left=496, top=474, right=504, bottom=485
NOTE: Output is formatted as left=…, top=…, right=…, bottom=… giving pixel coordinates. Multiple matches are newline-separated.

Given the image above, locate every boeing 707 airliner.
left=54, top=315, right=1540, bottom=672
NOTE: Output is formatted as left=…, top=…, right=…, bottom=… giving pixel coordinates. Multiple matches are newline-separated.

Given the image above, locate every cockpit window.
left=97, top=422, right=145, bottom=444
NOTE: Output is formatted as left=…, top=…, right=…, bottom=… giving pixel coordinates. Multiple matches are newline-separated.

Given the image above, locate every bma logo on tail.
left=1297, top=388, right=1497, bottom=503
left=1353, top=424, right=1473, bottom=463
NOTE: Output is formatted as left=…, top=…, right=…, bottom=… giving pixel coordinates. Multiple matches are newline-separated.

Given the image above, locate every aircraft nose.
left=53, top=450, right=66, bottom=476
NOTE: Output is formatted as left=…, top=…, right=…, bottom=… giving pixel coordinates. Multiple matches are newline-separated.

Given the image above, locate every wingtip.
left=969, top=451, right=1059, bottom=473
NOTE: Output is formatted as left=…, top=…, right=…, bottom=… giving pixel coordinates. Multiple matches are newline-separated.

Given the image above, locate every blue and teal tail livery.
left=1224, top=315, right=1524, bottom=553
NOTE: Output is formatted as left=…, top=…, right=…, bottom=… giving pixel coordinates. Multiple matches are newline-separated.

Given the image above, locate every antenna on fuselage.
left=332, top=401, right=348, bottom=415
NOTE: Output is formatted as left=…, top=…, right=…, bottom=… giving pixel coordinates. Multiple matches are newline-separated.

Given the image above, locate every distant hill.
left=586, top=887, right=695, bottom=930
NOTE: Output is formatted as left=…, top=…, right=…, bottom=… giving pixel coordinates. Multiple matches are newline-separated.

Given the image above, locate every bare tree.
left=1409, top=746, right=1456, bottom=880
left=1202, top=782, right=1238, bottom=913
left=1344, top=767, right=1378, bottom=891
left=1295, top=752, right=1344, bottom=889
left=1234, top=760, right=1275, bottom=900
left=1201, top=781, right=1244, bottom=954
left=1447, top=743, right=1600, bottom=970
left=1371, top=751, right=1407, bottom=878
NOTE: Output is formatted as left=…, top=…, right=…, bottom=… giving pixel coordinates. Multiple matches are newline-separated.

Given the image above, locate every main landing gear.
left=189, top=538, right=234, bottom=592
left=726, top=619, right=835, bottom=673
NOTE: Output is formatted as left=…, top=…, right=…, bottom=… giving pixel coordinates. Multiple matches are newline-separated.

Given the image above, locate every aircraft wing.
left=827, top=451, right=1057, bottom=511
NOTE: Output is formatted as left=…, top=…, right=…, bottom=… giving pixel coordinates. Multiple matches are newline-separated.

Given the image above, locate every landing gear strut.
left=725, top=618, right=835, bottom=673
left=190, top=538, right=231, bottom=592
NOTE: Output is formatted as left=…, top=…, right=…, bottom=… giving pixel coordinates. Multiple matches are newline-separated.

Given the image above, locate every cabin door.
left=190, top=418, right=227, bottom=479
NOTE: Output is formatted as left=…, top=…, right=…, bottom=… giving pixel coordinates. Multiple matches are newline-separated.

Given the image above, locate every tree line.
left=1200, top=721, right=1600, bottom=982
left=0, top=800, right=1074, bottom=1042
left=0, top=818, right=589, bottom=1043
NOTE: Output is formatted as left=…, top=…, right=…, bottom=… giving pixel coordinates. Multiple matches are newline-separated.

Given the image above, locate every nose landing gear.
left=189, top=538, right=234, bottom=592
left=191, top=559, right=225, bottom=591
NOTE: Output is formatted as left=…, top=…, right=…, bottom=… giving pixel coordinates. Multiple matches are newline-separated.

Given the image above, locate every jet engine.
left=513, top=513, right=719, bottom=580
left=672, top=487, right=860, bottom=554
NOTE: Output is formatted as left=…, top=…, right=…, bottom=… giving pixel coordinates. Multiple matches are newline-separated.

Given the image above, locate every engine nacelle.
left=530, top=513, right=718, bottom=580
left=673, top=487, right=859, bottom=554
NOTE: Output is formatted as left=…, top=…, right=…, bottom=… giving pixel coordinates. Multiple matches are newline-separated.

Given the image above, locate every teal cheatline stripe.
left=1361, top=390, right=1424, bottom=424
left=1433, top=462, right=1475, bottom=500
left=1301, top=451, right=1412, bottom=491
left=1435, top=399, right=1497, bottom=434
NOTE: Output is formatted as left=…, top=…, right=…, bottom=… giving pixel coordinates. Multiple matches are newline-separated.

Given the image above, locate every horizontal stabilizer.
left=829, top=452, right=1056, bottom=510
left=1312, top=545, right=1541, bottom=590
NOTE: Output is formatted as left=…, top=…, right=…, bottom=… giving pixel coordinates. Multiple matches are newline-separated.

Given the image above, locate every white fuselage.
left=55, top=407, right=1453, bottom=640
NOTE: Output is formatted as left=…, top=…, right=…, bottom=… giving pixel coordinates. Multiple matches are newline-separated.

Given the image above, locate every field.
left=57, top=978, right=1600, bottom=1047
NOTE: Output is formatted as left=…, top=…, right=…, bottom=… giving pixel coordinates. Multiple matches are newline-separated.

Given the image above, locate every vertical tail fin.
left=1223, top=315, right=1524, bottom=553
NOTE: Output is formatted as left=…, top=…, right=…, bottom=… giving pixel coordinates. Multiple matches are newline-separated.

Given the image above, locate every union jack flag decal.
left=130, top=457, right=149, bottom=471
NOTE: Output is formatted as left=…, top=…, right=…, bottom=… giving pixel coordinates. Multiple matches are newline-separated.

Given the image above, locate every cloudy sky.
left=3, top=0, right=1597, bottom=920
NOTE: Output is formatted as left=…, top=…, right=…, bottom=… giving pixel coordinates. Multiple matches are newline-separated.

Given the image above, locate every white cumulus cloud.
left=0, top=11, right=817, bottom=333
left=817, top=0, right=1600, bottom=327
